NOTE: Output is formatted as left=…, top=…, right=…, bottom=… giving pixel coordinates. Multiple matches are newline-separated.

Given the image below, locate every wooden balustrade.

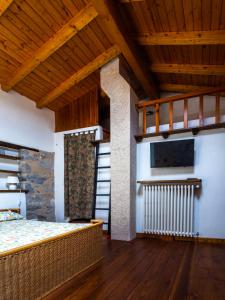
left=155, top=103, right=160, bottom=134
left=216, top=95, right=221, bottom=123
left=169, top=102, right=173, bottom=130
left=143, top=106, right=146, bottom=134
left=199, top=95, right=204, bottom=126
left=184, top=99, right=188, bottom=128
left=135, top=86, right=225, bottom=141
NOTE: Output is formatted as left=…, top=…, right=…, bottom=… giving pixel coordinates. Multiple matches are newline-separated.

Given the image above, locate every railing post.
left=143, top=106, right=146, bottom=134
left=184, top=99, right=188, bottom=128
left=155, top=103, right=160, bottom=133
left=199, top=95, right=204, bottom=126
left=169, top=102, right=173, bottom=130
left=136, top=86, right=225, bottom=139
left=215, top=94, right=221, bottom=123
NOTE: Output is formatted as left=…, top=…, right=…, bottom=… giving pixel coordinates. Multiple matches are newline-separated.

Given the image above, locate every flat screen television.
left=150, top=139, right=194, bottom=168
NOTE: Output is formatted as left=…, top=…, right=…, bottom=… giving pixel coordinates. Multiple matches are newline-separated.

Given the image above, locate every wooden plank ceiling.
left=119, top=0, right=225, bottom=95
left=0, top=0, right=224, bottom=111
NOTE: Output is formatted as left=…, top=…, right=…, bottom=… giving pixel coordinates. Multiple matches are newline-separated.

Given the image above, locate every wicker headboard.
left=0, top=208, right=20, bottom=213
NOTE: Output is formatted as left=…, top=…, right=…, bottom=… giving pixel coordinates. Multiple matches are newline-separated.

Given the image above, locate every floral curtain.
left=64, top=132, right=95, bottom=220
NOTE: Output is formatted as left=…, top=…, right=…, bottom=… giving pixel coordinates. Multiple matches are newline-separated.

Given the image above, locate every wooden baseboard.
left=136, top=233, right=225, bottom=244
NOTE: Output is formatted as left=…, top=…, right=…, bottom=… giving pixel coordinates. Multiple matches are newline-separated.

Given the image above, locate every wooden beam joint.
left=91, top=0, right=158, bottom=98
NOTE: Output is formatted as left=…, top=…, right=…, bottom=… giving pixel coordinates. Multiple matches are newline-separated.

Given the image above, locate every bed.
left=0, top=209, right=103, bottom=300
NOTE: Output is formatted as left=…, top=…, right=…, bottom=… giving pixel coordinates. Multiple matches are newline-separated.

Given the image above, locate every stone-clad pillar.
left=101, top=58, right=138, bottom=241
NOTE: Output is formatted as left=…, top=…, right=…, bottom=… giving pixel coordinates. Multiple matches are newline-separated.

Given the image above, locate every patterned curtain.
left=64, top=132, right=95, bottom=220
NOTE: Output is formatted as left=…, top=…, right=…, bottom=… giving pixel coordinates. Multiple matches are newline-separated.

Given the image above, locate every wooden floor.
left=46, top=238, right=225, bottom=300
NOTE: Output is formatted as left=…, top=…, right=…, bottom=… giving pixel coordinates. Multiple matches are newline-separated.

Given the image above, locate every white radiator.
left=143, top=184, right=197, bottom=237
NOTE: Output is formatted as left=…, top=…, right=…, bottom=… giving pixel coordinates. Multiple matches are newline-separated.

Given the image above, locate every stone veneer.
left=101, top=57, right=138, bottom=241
left=19, top=150, right=55, bottom=221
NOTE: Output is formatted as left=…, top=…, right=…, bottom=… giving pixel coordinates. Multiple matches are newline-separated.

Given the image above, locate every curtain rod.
left=64, top=129, right=97, bottom=137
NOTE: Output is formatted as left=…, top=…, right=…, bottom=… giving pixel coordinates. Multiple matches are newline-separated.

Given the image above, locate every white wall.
left=0, top=88, right=54, bottom=152
left=54, top=126, right=102, bottom=222
left=0, top=193, right=26, bottom=216
left=0, top=88, right=55, bottom=216
left=136, top=129, right=225, bottom=238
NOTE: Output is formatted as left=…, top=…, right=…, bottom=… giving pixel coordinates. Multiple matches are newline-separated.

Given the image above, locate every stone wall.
left=19, top=150, right=55, bottom=221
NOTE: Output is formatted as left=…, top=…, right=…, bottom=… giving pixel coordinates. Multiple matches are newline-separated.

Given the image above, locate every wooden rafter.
left=0, top=0, right=13, bottom=16
left=152, top=64, right=225, bottom=76
left=37, top=45, right=121, bottom=108
left=91, top=0, right=158, bottom=98
left=159, top=84, right=225, bottom=96
left=1, top=3, right=98, bottom=92
left=137, top=30, right=225, bottom=45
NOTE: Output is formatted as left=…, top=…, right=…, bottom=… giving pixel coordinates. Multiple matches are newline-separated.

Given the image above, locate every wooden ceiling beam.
left=159, top=84, right=225, bottom=97
left=0, top=0, right=13, bottom=16
left=91, top=0, right=158, bottom=98
left=137, top=30, right=225, bottom=45
left=37, top=45, right=121, bottom=108
left=152, top=64, right=225, bottom=76
left=1, top=3, right=98, bottom=92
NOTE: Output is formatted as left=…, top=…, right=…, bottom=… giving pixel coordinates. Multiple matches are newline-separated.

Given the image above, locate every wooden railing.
left=135, top=86, right=225, bottom=141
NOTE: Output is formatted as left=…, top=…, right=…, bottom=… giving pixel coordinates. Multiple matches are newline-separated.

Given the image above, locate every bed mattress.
left=0, top=219, right=91, bottom=253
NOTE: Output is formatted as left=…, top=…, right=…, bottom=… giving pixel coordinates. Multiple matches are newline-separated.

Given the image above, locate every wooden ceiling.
left=0, top=0, right=224, bottom=111
left=119, top=0, right=225, bottom=95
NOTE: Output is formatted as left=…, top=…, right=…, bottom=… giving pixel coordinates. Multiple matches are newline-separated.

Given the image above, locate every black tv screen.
left=150, top=139, right=194, bottom=168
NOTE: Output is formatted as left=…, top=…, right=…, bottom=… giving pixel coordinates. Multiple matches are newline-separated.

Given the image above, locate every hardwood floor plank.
left=188, top=243, right=225, bottom=299
left=64, top=239, right=154, bottom=300
left=89, top=240, right=167, bottom=300
left=106, top=240, right=168, bottom=300
left=127, top=241, right=188, bottom=300
left=44, top=238, right=225, bottom=300
left=169, top=242, right=194, bottom=300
